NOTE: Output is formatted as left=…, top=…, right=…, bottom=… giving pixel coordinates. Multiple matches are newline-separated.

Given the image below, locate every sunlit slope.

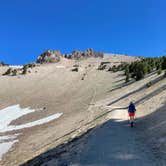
left=0, top=54, right=165, bottom=165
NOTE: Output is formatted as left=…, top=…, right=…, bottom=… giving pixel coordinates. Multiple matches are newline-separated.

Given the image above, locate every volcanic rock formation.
left=37, top=50, right=62, bottom=64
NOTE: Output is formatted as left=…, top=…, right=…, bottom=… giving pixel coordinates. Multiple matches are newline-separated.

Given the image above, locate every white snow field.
left=0, top=135, right=18, bottom=160
left=0, top=105, right=35, bottom=132
left=9, top=65, right=23, bottom=69
left=0, top=140, right=18, bottom=160
left=0, top=105, right=63, bottom=160
left=0, top=134, right=18, bottom=142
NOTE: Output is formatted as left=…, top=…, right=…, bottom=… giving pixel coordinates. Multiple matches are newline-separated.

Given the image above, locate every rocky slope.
left=36, top=48, right=104, bottom=64
left=0, top=53, right=165, bottom=166
left=64, top=48, right=104, bottom=60
left=21, top=70, right=166, bottom=166
left=37, top=50, right=62, bottom=63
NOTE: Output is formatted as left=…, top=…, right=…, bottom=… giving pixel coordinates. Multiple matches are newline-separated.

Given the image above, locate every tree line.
left=109, top=56, right=166, bottom=82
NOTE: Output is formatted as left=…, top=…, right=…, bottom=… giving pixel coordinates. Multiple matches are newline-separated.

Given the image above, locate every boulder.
left=64, top=48, right=104, bottom=60
left=37, top=50, right=62, bottom=63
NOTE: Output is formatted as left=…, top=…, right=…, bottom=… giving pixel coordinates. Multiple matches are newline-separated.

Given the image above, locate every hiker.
left=128, top=101, right=136, bottom=123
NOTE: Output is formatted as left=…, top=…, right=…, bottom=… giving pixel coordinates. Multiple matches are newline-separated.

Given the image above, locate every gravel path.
left=67, top=109, right=158, bottom=166
left=21, top=108, right=164, bottom=166
left=69, top=120, right=156, bottom=166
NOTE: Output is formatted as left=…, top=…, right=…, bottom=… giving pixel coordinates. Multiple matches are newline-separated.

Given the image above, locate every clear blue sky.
left=0, top=0, right=166, bottom=64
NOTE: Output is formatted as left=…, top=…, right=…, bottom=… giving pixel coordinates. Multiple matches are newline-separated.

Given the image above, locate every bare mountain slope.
left=0, top=54, right=165, bottom=166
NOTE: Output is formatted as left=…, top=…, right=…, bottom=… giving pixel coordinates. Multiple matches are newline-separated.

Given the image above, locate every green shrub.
left=124, top=65, right=129, bottom=75
left=125, top=73, right=130, bottom=82
left=98, top=64, right=107, bottom=70
left=135, top=70, right=144, bottom=81
left=27, top=63, right=36, bottom=68
left=161, top=56, right=166, bottom=70
left=71, top=67, right=78, bottom=72
left=156, top=63, right=161, bottom=70
left=147, top=64, right=152, bottom=73
left=112, top=65, right=118, bottom=72
left=146, top=81, right=152, bottom=88
left=100, top=62, right=110, bottom=65
left=134, top=62, right=145, bottom=81
left=3, top=68, right=12, bottom=75
left=157, top=68, right=162, bottom=75
left=22, top=66, right=28, bottom=74
left=12, top=69, right=17, bottom=76
left=113, top=56, right=166, bottom=81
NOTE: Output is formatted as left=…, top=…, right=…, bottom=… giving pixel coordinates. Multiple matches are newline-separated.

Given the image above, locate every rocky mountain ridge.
left=37, top=48, right=104, bottom=64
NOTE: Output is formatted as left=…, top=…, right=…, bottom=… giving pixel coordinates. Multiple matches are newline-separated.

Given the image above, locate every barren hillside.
left=0, top=54, right=165, bottom=166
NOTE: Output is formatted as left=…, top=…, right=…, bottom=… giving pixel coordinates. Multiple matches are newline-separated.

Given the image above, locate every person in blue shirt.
left=128, top=101, right=136, bottom=124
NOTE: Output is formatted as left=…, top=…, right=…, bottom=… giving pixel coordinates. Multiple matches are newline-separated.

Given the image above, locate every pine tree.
left=125, top=65, right=130, bottom=82
left=125, top=73, right=130, bottom=82
left=157, top=67, right=162, bottom=75
left=135, top=63, right=145, bottom=81
left=162, top=56, right=166, bottom=69
left=12, top=69, right=17, bottom=76
left=164, top=70, right=166, bottom=77
left=22, top=65, right=28, bottom=74
left=3, top=68, right=12, bottom=75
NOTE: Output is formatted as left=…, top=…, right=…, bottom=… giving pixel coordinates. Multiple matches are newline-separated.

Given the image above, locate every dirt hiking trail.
left=0, top=56, right=166, bottom=166
left=67, top=109, right=158, bottom=166
left=21, top=70, right=166, bottom=166
left=35, top=108, right=161, bottom=166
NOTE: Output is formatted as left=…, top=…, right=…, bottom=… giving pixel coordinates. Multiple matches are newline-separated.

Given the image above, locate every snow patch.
left=0, top=105, right=63, bottom=132
left=0, top=140, right=18, bottom=160
left=0, top=105, right=35, bottom=132
left=0, top=105, right=63, bottom=160
left=9, top=65, right=23, bottom=69
left=0, top=134, right=18, bottom=142
left=4, top=113, right=63, bottom=132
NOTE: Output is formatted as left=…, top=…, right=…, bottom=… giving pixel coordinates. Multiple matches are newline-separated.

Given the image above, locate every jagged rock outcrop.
left=37, top=50, right=62, bottom=64
left=65, top=48, right=104, bottom=60
left=37, top=49, right=103, bottom=64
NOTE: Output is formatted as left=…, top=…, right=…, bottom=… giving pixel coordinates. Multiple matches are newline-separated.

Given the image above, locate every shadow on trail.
left=108, top=79, right=135, bottom=93
left=108, top=75, right=166, bottom=106
left=113, top=78, right=125, bottom=83
left=108, top=84, right=145, bottom=106
left=135, top=84, right=166, bottom=105
left=108, top=71, right=158, bottom=93
left=20, top=104, right=166, bottom=166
